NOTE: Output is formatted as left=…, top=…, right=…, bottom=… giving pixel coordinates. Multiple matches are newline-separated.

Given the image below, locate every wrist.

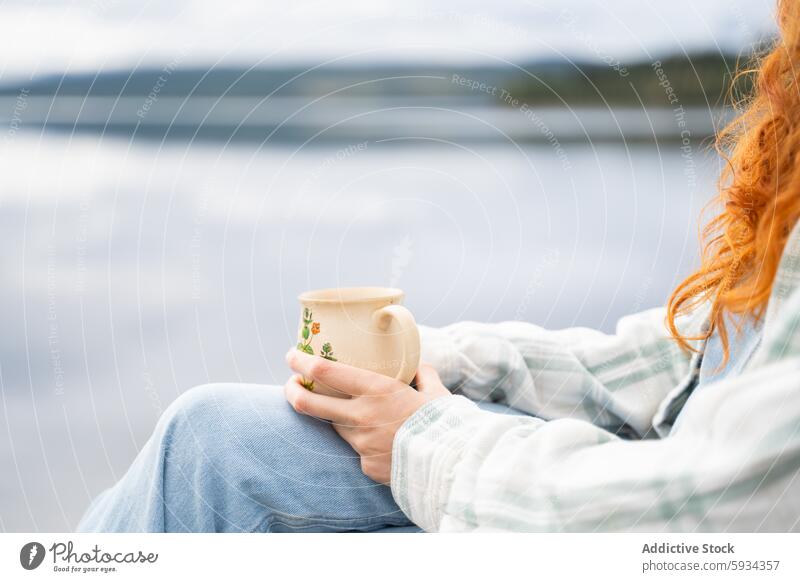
left=390, top=395, right=484, bottom=531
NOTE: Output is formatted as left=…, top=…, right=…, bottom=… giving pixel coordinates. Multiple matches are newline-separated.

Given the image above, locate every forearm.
left=419, top=307, right=696, bottom=435
left=391, top=357, right=800, bottom=532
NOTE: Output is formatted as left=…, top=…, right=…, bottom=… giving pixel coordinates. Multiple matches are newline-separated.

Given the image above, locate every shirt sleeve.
left=419, top=306, right=700, bottom=437
left=392, top=294, right=800, bottom=532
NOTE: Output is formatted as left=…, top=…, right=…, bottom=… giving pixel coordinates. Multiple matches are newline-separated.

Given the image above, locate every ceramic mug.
left=295, top=287, right=421, bottom=397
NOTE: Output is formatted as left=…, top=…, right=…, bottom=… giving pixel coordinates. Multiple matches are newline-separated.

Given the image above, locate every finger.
left=284, top=375, right=358, bottom=425
left=331, top=424, right=386, bottom=466
left=331, top=422, right=359, bottom=441
left=285, top=349, right=390, bottom=396
left=414, top=363, right=444, bottom=394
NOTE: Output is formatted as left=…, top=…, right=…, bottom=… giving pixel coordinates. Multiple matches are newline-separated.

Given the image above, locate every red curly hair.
left=667, top=0, right=800, bottom=362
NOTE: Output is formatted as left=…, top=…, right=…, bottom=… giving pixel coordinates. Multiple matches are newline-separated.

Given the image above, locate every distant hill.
left=0, top=51, right=753, bottom=107
left=0, top=65, right=510, bottom=99
left=507, top=52, right=752, bottom=108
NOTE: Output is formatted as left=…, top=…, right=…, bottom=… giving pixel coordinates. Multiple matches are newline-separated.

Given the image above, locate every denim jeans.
left=77, top=383, right=524, bottom=532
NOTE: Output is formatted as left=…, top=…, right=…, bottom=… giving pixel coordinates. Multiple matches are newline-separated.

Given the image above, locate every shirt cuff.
left=390, top=395, right=486, bottom=531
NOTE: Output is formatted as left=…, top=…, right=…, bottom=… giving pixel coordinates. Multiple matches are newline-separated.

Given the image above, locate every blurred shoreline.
left=0, top=53, right=743, bottom=144
left=0, top=97, right=729, bottom=144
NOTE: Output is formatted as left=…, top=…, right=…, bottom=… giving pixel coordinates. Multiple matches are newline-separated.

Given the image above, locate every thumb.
left=414, top=363, right=448, bottom=396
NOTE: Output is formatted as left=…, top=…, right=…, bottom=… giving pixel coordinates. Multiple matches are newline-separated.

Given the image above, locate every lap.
left=164, top=383, right=412, bottom=532
left=79, top=382, right=529, bottom=532
left=173, top=383, right=525, bottom=482
left=178, top=385, right=528, bottom=531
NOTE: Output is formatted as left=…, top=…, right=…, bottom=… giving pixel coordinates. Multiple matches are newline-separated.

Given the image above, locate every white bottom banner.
left=1, top=533, right=798, bottom=581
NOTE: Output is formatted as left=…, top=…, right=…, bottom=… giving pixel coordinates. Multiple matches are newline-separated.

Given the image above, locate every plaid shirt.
left=390, top=221, right=800, bottom=532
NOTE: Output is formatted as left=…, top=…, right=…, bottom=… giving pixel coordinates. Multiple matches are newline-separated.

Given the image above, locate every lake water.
left=0, top=132, right=719, bottom=531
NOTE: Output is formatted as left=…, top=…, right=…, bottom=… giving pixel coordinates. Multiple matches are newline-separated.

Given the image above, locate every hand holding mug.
left=287, top=286, right=450, bottom=483
left=284, top=352, right=450, bottom=483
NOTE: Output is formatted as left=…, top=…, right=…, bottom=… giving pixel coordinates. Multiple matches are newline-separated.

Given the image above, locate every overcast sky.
left=0, top=0, right=778, bottom=80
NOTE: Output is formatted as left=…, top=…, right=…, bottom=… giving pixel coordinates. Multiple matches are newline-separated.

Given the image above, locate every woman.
left=79, top=2, right=800, bottom=532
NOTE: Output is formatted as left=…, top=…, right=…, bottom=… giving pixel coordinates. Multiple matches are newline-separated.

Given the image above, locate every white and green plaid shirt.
left=390, top=221, right=800, bottom=532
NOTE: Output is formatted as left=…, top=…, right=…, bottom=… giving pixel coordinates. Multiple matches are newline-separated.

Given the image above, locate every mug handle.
left=372, top=304, right=421, bottom=384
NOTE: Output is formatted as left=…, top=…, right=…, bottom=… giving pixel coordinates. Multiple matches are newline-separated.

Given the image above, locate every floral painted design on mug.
left=320, top=342, right=337, bottom=361
left=296, top=308, right=337, bottom=390
left=297, top=308, right=319, bottom=355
